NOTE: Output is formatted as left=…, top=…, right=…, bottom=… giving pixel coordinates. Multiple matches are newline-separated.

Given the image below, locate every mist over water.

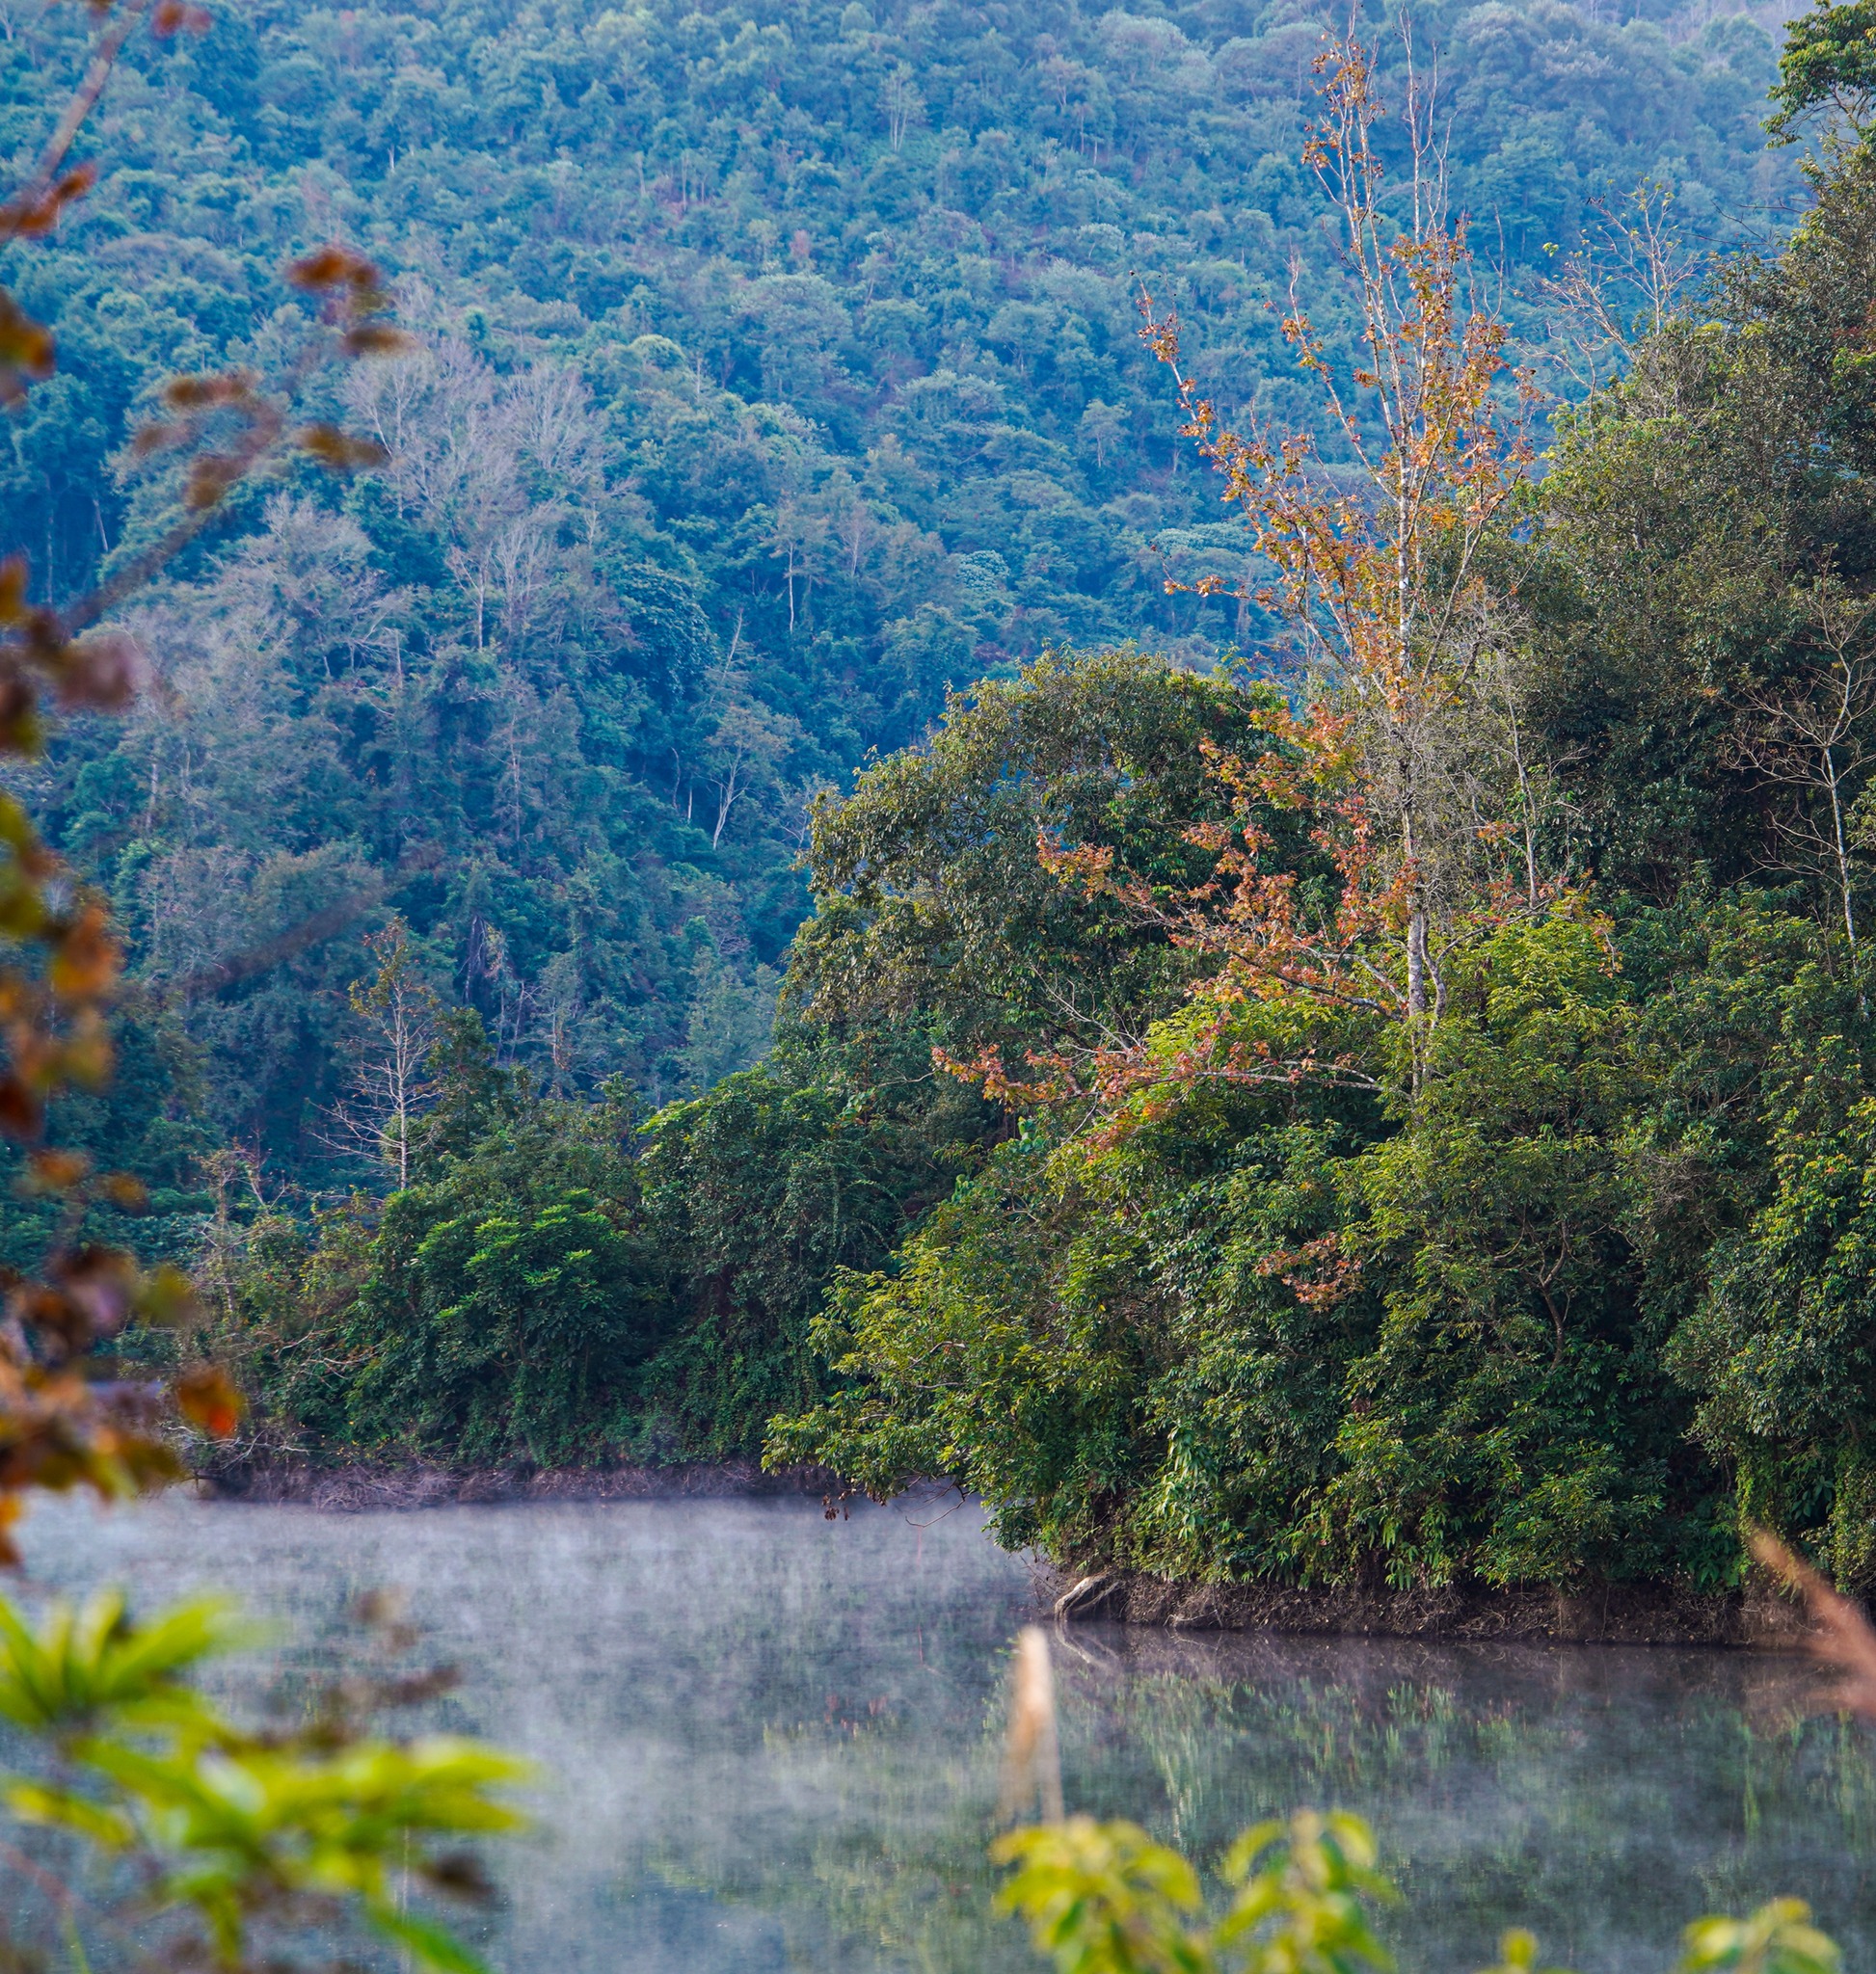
left=14, top=1496, right=1876, bottom=1974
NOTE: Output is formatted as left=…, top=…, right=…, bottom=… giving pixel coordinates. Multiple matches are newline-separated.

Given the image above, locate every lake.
left=11, top=1492, right=1876, bottom=1973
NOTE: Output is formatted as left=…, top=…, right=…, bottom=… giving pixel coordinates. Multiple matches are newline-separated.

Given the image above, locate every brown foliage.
left=0, top=0, right=405, bottom=1554
left=1749, top=1528, right=1876, bottom=1720
left=940, top=33, right=1558, bottom=1138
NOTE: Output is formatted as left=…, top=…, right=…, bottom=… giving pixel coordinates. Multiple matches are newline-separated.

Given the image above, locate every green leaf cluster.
left=1767, top=0, right=1876, bottom=141
left=0, top=1587, right=528, bottom=1974
left=994, top=1811, right=1838, bottom=1974
left=996, top=1809, right=1392, bottom=1974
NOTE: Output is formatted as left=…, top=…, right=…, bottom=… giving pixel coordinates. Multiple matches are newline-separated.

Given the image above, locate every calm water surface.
left=14, top=1494, right=1876, bottom=1973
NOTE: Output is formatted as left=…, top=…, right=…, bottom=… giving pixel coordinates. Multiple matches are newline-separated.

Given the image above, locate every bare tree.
left=838, top=495, right=871, bottom=581
left=1134, top=27, right=1540, bottom=1044
left=213, top=494, right=408, bottom=680
left=1538, top=181, right=1702, bottom=400
left=1079, top=398, right=1125, bottom=469
left=464, top=915, right=530, bottom=1060
left=326, top=919, right=439, bottom=1189
left=702, top=667, right=802, bottom=848
left=879, top=64, right=924, bottom=151
left=1735, top=580, right=1876, bottom=949
left=769, top=496, right=827, bottom=632
left=197, top=1143, right=281, bottom=1324
left=953, top=30, right=1564, bottom=1126
left=345, top=319, right=603, bottom=657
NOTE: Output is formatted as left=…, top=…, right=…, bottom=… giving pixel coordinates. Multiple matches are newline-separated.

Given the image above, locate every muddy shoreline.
left=198, top=1455, right=844, bottom=1511
left=201, top=1459, right=1809, bottom=1647
left=1043, top=1565, right=1810, bottom=1648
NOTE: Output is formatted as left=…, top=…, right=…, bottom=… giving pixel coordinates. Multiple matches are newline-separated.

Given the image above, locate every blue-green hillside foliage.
left=32, top=0, right=1876, bottom=1602
left=5, top=0, right=1789, bottom=1163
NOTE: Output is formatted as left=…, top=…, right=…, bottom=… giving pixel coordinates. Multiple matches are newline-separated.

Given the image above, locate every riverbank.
left=201, top=1458, right=1813, bottom=1647
left=200, top=1456, right=844, bottom=1511
left=1046, top=1566, right=1810, bottom=1647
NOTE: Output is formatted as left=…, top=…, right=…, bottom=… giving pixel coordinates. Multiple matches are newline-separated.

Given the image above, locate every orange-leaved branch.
left=0, top=2, right=410, bottom=1559
left=939, top=30, right=1570, bottom=1141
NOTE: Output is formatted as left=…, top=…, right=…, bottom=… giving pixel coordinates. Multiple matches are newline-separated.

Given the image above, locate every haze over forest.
left=1, top=0, right=1794, bottom=1184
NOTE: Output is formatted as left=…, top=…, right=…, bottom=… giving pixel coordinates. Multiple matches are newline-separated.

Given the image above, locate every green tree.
left=636, top=1026, right=985, bottom=1457
left=1666, top=1055, right=1876, bottom=1588
left=340, top=1186, right=662, bottom=1467
left=1314, top=914, right=1660, bottom=1591
left=1768, top=0, right=1876, bottom=143
left=1530, top=141, right=1876, bottom=902
left=216, top=1057, right=655, bottom=1468
left=792, top=647, right=1293, bottom=1059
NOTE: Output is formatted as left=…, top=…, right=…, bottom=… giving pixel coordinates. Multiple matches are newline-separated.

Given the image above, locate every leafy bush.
left=995, top=1809, right=1839, bottom=1974
left=0, top=1587, right=527, bottom=1974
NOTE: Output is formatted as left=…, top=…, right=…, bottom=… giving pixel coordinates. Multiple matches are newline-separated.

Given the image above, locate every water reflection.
left=13, top=1495, right=1876, bottom=1973
left=1059, top=1628, right=1876, bottom=1970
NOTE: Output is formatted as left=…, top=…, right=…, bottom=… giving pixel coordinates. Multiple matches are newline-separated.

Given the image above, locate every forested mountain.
left=1, top=0, right=1793, bottom=1185
left=24, top=0, right=1876, bottom=1608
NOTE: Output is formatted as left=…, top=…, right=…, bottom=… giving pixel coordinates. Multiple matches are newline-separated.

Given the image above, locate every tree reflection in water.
left=12, top=1495, right=1873, bottom=1974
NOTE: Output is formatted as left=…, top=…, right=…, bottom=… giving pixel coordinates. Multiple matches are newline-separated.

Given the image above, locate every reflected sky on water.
left=13, top=1493, right=1876, bottom=1974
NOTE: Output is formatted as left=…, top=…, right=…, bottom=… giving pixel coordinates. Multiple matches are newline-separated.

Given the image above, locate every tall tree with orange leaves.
left=1000, top=29, right=1567, bottom=1127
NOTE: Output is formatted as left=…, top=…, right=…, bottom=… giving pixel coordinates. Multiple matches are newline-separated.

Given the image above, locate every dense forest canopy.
left=760, top=89, right=1876, bottom=1596
left=21, top=18, right=1876, bottom=1973
left=0, top=0, right=1794, bottom=1188
left=24, top=0, right=1876, bottom=1607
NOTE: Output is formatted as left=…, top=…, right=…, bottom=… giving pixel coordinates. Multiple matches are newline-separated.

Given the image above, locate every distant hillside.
left=0, top=0, right=1796, bottom=1174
